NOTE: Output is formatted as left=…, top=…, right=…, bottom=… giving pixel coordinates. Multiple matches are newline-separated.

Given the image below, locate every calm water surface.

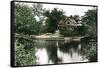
left=34, top=40, right=89, bottom=64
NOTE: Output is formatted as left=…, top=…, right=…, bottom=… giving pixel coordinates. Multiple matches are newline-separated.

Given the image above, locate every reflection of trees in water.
left=45, top=41, right=62, bottom=64
left=58, top=41, right=80, bottom=57
left=80, top=41, right=97, bottom=62
left=36, top=40, right=97, bottom=64
left=35, top=40, right=46, bottom=49
left=58, top=40, right=97, bottom=62
left=45, top=40, right=81, bottom=64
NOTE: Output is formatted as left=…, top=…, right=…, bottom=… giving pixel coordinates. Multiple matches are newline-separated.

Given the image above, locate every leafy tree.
left=14, top=3, right=38, bottom=66
left=81, top=8, right=97, bottom=38
left=32, top=3, right=45, bottom=19
left=81, top=41, right=97, bottom=62
left=15, top=3, right=38, bottom=35
left=82, top=8, right=97, bottom=26
left=75, top=24, right=89, bottom=36
left=69, top=15, right=80, bottom=22
left=32, top=3, right=46, bottom=34
left=44, top=8, right=66, bottom=33
left=80, top=8, right=97, bottom=62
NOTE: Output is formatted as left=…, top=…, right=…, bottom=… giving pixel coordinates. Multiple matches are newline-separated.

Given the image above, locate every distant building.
left=58, top=17, right=82, bottom=31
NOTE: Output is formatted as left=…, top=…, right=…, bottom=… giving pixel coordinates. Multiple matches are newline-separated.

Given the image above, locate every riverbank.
left=15, top=33, right=84, bottom=42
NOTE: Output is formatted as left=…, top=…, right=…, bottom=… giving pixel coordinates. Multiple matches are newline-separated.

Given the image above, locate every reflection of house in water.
left=58, top=17, right=82, bottom=31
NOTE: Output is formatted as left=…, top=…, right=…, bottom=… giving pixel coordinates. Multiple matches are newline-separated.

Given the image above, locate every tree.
left=32, top=3, right=45, bottom=19
left=81, top=8, right=97, bottom=38
left=80, top=8, right=97, bottom=62
left=15, top=3, right=38, bottom=66
left=75, top=24, right=89, bottom=36
left=44, top=8, right=66, bottom=33
left=32, top=3, right=46, bottom=34
left=15, top=3, right=38, bottom=35
left=69, top=15, right=80, bottom=22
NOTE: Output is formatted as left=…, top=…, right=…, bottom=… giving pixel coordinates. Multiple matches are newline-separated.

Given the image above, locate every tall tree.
left=15, top=3, right=37, bottom=66
left=69, top=15, right=80, bottom=22
left=32, top=3, right=46, bottom=34
left=44, top=8, right=66, bottom=33
left=81, top=8, right=97, bottom=37
left=15, top=3, right=38, bottom=35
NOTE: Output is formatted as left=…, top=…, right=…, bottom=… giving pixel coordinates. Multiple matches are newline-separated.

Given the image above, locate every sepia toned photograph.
left=11, top=1, right=97, bottom=67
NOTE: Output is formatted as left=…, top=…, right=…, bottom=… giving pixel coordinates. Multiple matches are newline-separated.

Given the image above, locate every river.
left=33, top=40, right=95, bottom=65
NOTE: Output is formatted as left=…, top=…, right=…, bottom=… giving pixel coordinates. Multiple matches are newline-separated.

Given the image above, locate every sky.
left=15, top=0, right=97, bottom=16
left=42, top=4, right=94, bottom=16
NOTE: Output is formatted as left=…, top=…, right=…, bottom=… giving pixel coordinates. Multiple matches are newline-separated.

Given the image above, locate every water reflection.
left=45, top=41, right=62, bottom=64
left=58, top=41, right=80, bottom=55
left=35, top=40, right=97, bottom=64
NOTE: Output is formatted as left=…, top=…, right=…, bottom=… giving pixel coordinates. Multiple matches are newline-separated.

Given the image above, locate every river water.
left=34, top=40, right=90, bottom=65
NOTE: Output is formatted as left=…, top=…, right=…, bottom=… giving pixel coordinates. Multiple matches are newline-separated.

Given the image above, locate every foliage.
left=44, top=8, right=66, bottom=33
left=59, top=8, right=97, bottom=37
left=81, top=41, right=97, bottom=62
left=82, top=8, right=97, bottom=25
left=59, top=26, right=72, bottom=36
left=59, top=15, right=85, bottom=36
left=75, top=24, right=89, bottom=36
left=81, top=8, right=97, bottom=38
left=32, top=3, right=45, bottom=18
left=59, top=24, right=89, bottom=37
left=15, top=35, right=37, bottom=66
left=69, top=15, right=80, bottom=22
left=15, top=3, right=40, bottom=35
left=14, top=3, right=39, bottom=66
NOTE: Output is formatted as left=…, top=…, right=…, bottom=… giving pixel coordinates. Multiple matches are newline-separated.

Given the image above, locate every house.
left=58, top=17, right=82, bottom=31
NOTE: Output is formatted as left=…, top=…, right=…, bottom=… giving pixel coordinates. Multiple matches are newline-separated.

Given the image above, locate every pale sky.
left=42, top=4, right=94, bottom=16
left=15, top=0, right=97, bottom=16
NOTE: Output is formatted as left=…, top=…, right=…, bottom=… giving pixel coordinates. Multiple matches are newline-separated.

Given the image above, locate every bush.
left=15, top=36, right=37, bottom=66
left=81, top=41, right=97, bottom=62
left=59, top=24, right=89, bottom=37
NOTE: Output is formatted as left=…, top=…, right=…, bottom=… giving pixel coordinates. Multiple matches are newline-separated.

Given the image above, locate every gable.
left=58, top=17, right=82, bottom=27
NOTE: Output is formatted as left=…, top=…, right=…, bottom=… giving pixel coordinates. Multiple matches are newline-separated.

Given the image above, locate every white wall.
left=0, top=0, right=100, bottom=68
